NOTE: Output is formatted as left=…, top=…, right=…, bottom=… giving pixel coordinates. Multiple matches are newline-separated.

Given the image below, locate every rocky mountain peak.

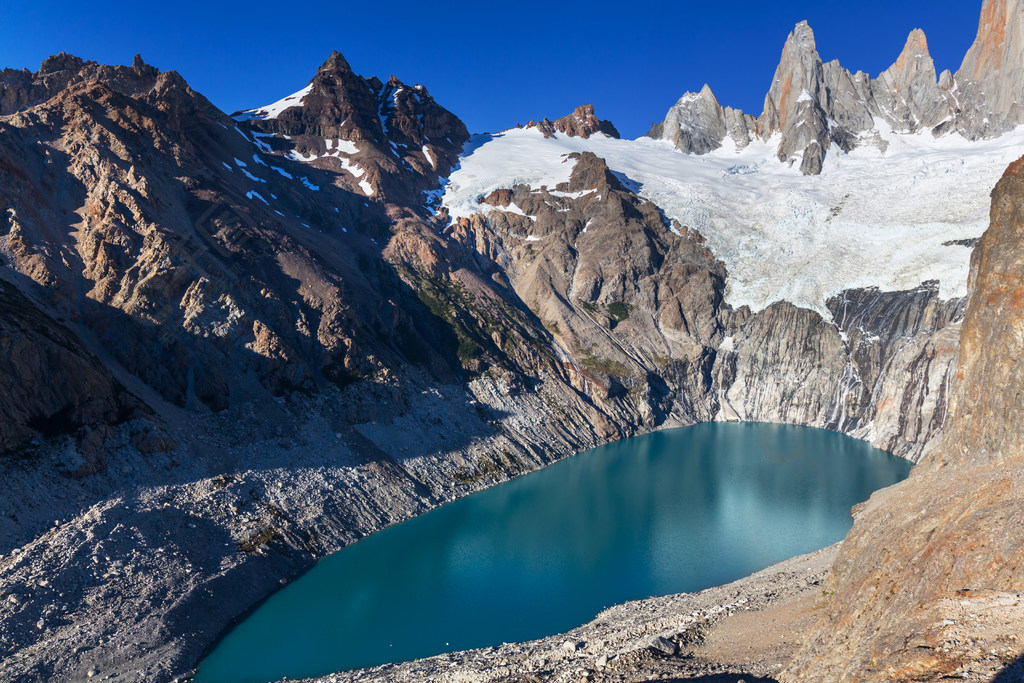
left=697, top=83, right=718, bottom=103
left=788, top=20, right=817, bottom=52
left=0, top=52, right=159, bottom=115
left=959, top=0, right=1022, bottom=80
left=521, top=105, right=619, bottom=139
left=759, top=21, right=829, bottom=173
left=872, top=28, right=950, bottom=132
left=38, top=51, right=85, bottom=75
left=888, top=28, right=933, bottom=77
left=232, top=51, right=468, bottom=204
left=317, top=50, right=354, bottom=75
left=648, top=1, right=1024, bottom=174
left=648, top=84, right=728, bottom=154
left=763, top=21, right=823, bottom=124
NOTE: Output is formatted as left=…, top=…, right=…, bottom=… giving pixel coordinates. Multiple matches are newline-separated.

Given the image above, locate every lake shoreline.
left=0, top=377, right=918, bottom=683
left=196, top=423, right=907, bottom=682
left=287, top=544, right=840, bottom=683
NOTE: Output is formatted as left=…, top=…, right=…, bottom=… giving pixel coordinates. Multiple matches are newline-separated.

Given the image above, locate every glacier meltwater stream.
left=194, top=423, right=911, bottom=682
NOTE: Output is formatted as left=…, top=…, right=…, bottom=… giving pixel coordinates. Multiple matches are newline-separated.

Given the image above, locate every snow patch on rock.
left=234, top=84, right=314, bottom=122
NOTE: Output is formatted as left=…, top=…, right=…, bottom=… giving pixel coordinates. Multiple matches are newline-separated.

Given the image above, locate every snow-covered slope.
left=442, top=125, right=1024, bottom=316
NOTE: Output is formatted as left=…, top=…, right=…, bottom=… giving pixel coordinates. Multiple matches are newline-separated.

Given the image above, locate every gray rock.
left=648, top=1, right=1024, bottom=173
left=871, top=29, right=952, bottom=132
left=648, top=635, right=678, bottom=655
left=651, top=84, right=749, bottom=154
left=758, top=21, right=830, bottom=174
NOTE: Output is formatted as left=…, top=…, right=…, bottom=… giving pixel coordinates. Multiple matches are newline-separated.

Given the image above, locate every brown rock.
left=785, top=155, right=1024, bottom=681
left=524, top=105, right=619, bottom=139
left=0, top=280, right=139, bottom=453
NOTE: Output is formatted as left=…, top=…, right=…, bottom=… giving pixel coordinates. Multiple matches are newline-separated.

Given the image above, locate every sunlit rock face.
left=785, top=155, right=1024, bottom=681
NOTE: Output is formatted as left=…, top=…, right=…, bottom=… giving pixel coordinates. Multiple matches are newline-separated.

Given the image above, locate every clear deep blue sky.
left=1, top=1, right=984, bottom=138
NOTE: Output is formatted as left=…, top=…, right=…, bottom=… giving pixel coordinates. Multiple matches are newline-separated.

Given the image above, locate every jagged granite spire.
left=648, top=84, right=757, bottom=154
left=955, top=0, right=1024, bottom=136
left=649, top=85, right=728, bottom=154
left=647, top=0, right=1024, bottom=174
left=872, top=29, right=952, bottom=131
left=757, top=21, right=830, bottom=174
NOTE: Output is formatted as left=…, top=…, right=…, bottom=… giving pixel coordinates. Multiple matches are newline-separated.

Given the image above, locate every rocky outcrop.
left=650, top=0, right=1024, bottom=173
left=524, top=104, right=620, bottom=139
left=872, top=30, right=951, bottom=133
left=451, top=150, right=725, bottom=423
left=453, top=152, right=960, bottom=461
left=784, top=156, right=1024, bottom=680
left=757, top=22, right=831, bottom=174
left=646, top=85, right=756, bottom=154
left=0, top=52, right=159, bottom=115
left=819, top=283, right=963, bottom=457
left=0, top=279, right=139, bottom=454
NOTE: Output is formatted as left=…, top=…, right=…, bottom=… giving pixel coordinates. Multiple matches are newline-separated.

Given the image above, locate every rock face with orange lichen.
left=784, top=156, right=1024, bottom=681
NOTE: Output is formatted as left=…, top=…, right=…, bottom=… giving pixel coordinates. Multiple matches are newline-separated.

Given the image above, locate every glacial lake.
left=194, top=423, right=911, bottom=683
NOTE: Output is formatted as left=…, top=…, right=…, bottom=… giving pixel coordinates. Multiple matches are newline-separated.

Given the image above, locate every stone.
left=955, top=0, right=1024, bottom=138
left=539, top=104, right=619, bottom=139
left=648, top=635, right=678, bottom=655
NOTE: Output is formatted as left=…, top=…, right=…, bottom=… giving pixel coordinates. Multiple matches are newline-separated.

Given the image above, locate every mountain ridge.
left=649, top=0, right=1024, bottom=173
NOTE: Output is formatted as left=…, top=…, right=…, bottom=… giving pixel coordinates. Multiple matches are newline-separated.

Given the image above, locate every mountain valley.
left=1, top=1, right=1023, bottom=681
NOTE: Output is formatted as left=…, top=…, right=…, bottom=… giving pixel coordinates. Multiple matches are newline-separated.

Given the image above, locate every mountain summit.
left=232, top=51, right=468, bottom=204
left=649, top=0, right=1024, bottom=173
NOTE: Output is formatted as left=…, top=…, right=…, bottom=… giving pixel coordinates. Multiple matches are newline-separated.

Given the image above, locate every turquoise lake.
left=193, top=422, right=911, bottom=683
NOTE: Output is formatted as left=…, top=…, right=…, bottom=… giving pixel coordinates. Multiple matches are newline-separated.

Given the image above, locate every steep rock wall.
left=785, top=156, right=1024, bottom=681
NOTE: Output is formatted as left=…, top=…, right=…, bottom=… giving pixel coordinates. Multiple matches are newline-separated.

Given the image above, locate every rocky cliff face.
left=784, top=156, right=1024, bottom=681
left=955, top=0, right=1024, bottom=138
left=0, top=279, right=139, bottom=456
left=235, top=52, right=468, bottom=205
left=651, top=0, right=1024, bottom=173
left=451, top=150, right=960, bottom=460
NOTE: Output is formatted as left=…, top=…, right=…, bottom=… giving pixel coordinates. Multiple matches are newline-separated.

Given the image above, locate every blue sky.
left=1, top=1, right=984, bottom=138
